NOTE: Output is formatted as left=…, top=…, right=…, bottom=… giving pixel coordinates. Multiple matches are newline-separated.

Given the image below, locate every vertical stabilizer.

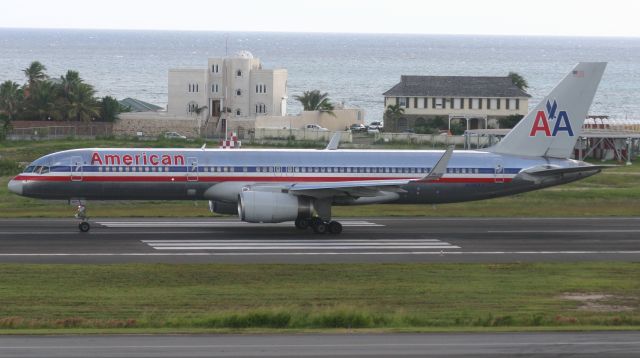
left=489, top=62, right=606, bottom=158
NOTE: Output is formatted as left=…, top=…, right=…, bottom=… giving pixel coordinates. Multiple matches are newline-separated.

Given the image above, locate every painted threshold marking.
left=141, top=239, right=460, bottom=251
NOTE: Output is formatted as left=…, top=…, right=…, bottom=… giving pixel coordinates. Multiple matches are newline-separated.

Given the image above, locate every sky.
left=1, top=0, right=639, bottom=37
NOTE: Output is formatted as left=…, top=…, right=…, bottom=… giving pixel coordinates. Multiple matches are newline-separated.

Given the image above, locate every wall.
left=385, top=96, right=529, bottom=117
left=255, top=109, right=365, bottom=131
left=114, top=112, right=203, bottom=138
left=253, top=128, right=352, bottom=142
left=168, top=69, right=208, bottom=116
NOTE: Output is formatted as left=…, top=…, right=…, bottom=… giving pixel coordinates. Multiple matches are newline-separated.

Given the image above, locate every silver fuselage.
left=8, top=148, right=598, bottom=205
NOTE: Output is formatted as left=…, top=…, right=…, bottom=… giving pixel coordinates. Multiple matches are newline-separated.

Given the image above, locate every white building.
left=168, top=51, right=288, bottom=135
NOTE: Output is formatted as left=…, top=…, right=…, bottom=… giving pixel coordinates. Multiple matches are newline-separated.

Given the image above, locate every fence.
left=7, top=124, right=112, bottom=140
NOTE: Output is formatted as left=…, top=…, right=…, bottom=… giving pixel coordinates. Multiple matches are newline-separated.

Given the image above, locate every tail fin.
left=489, top=62, right=606, bottom=158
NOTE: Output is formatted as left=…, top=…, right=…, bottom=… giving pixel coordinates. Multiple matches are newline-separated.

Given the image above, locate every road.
left=0, top=332, right=638, bottom=357
left=0, top=217, right=639, bottom=263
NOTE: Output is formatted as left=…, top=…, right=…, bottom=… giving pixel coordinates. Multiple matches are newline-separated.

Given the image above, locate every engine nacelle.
left=208, top=200, right=238, bottom=215
left=238, top=190, right=312, bottom=223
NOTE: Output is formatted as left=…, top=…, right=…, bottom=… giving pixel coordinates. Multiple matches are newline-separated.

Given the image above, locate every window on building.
left=453, top=98, right=461, bottom=110
left=472, top=98, right=479, bottom=109
left=236, top=89, right=242, bottom=96
left=255, top=103, right=267, bottom=114
left=212, top=83, right=219, bottom=93
left=506, top=99, right=511, bottom=110
left=487, top=98, right=492, bottom=109
left=235, top=108, right=241, bottom=116
left=256, top=84, right=267, bottom=93
left=236, top=69, right=242, bottom=77
left=187, top=102, right=198, bottom=113
left=423, top=97, right=428, bottom=109
left=398, top=97, right=407, bottom=107
left=435, top=98, right=443, bottom=109
left=516, top=98, right=520, bottom=110
left=212, top=64, right=219, bottom=73
left=497, top=99, right=501, bottom=109
left=509, top=99, right=517, bottom=110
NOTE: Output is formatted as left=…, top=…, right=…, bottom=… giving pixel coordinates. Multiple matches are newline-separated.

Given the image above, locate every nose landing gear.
left=75, top=204, right=90, bottom=232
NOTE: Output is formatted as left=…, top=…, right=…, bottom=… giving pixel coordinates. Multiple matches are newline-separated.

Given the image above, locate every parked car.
left=164, top=131, right=187, bottom=139
left=349, top=123, right=366, bottom=133
left=304, top=124, right=328, bottom=131
left=368, top=121, right=383, bottom=132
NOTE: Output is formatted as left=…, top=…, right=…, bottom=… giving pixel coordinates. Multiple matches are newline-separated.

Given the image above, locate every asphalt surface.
left=0, top=217, right=639, bottom=263
left=0, top=332, right=639, bottom=357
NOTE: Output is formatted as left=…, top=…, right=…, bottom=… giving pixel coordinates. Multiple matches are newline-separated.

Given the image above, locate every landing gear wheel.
left=328, top=221, right=342, bottom=235
left=295, top=218, right=310, bottom=230
left=312, top=220, right=327, bottom=234
left=78, top=221, right=90, bottom=232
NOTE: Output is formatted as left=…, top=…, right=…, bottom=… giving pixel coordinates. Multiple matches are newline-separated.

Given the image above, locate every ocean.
left=1, top=28, right=639, bottom=122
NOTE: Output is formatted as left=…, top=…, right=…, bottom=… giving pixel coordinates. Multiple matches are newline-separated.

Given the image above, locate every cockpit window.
left=39, top=166, right=50, bottom=174
left=24, top=166, right=35, bottom=173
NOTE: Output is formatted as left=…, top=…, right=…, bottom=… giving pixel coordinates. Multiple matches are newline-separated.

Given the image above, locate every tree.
left=384, top=104, right=405, bottom=131
left=99, top=96, right=122, bottom=122
left=23, top=61, right=48, bottom=91
left=66, top=83, right=100, bottom=122
left=0, top=80, right=23, bottom=122
left=498, top=114, right=524, bottom=129
left=27, top=80, right=57, bottom=120
left=294, top=90, right=335, bottom=115
left=508, top=72, right=529, bottom=91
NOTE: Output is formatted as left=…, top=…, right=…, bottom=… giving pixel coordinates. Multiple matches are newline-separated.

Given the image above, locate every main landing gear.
left=75, top=204, right=91, bottom=232
left=295, top=217, right=342, bottom=235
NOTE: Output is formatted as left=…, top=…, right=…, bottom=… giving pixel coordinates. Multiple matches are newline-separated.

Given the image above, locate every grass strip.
left=0, top=263, right=638, bottom=332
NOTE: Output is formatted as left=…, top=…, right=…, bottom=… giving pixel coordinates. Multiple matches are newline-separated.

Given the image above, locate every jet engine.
left=238, top=190, right=312, bottom=223
left=208, top=200, right=239, bottom=215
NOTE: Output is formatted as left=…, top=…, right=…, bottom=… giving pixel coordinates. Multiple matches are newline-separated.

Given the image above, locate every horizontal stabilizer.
left=522, top=164, right=616, bottom=177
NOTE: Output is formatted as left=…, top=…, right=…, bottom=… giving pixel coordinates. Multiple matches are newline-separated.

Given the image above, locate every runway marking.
left=0, top=251, right=640, bottom=257
left=97, top=220, right=385, bottom=228
left=141, top=239, right=460, bottom=251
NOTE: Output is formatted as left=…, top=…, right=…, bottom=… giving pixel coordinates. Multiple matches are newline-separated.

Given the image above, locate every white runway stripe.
left=142, top=238, right=460, bottom=251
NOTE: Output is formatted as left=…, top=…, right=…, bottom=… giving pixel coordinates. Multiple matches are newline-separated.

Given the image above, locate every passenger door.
left=70, top=156, right=83, bottom=181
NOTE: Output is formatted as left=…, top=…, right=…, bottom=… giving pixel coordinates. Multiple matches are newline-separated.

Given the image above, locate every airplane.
left=8, top=62, right=608, bottom=234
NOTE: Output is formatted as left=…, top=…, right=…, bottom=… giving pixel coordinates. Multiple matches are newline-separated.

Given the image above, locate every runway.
left=0, top=217, right=639, bottom=263
left=0, top=332, right=639, bottom=357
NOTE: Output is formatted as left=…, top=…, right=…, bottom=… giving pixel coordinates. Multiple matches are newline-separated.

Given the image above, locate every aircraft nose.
left=7, top=179, right=23, bottom=195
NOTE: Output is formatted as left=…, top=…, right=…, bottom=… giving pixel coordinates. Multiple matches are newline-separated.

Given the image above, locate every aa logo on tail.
left=529, top=100, right=574, bottom=137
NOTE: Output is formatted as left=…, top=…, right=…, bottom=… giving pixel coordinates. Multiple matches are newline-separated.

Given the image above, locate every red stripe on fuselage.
left=13, top=175, right=513, bottom=184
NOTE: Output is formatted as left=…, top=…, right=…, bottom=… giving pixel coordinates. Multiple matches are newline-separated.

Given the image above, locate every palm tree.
left=384, top=104, right=405, bottom=132
left=28, top=80, right=57, bottom=120
left=508, top=72, right=529, bottom=91
left=294, top=90, right=335, bottom=115
left=23, top=61, right=48, bottom=91
left=66, top=83, right=100, bottom=122
left=58, top=70, right=82, bottom=101
left=0, top=80, right=23, bottom=122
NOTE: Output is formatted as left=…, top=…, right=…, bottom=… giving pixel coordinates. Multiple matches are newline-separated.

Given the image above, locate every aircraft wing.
left=287, top=179, right=411, bottom=199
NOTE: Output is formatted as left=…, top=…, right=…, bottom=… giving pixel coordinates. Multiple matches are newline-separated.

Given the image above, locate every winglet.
left=201, top=143, right=207, bottom=150
left=325, top=132, right=342, bottom=150
left=418, top=146, right=454, bottom=181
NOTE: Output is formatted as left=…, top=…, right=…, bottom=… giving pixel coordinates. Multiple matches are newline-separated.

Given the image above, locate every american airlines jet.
left=8, top=63, right=608, bottom=234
